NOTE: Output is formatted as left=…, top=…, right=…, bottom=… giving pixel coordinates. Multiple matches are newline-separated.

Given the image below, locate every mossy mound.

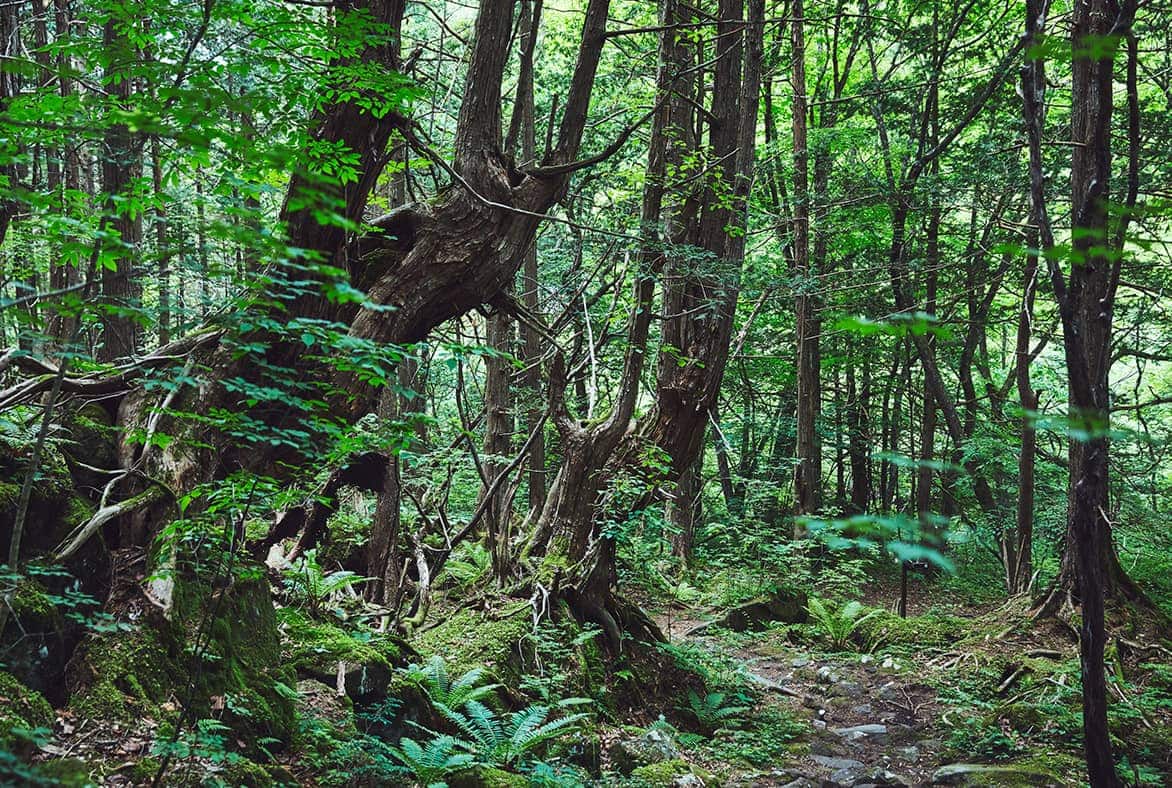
left=0, top=671, right=54, bottom=754
left=68, top=568, right=296, bottom=752
left=857, top=609, right=968, bottom=649
left=67, top=623, right=175, bottom=722
left=630, top=758, right=718, bottom=786
left=447, top=765, right=530, bottom=787
left=413, top=602, right=534, bottom=686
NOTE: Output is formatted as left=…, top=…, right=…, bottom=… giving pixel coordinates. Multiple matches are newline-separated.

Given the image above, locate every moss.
left=448, top=766, right=529, bottom=787
left=278, top=608, right=398, bottom=677
left=859, top=610, right=968, bottom=649
left=0, top=480, right=19, bottom=509
left=70, top=570, right=296, bottom=752
left=69, top=626, right=174, bottom=722
left=0, top=671, right=54, bottom=752
left=126, top=757, right=164, bottom=784
left=9, top=577, right=59, bottom=622
left=33, top=758, right=97, bottom=786
left=630, top=758, right=717, bottom=786
left=413, top=603, right=533, bottom=684
left=194, top=576, right=297, bottom=746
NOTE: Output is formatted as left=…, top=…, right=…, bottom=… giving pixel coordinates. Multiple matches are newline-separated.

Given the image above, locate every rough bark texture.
left=98, top=18, right=143, bottom=362
left=791, top=0, right=821, bottom=520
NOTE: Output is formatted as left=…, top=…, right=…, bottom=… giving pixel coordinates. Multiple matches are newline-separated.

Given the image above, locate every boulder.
left=609, top=728, right=681, bottom=775
left=691, top=587, right=808, bottom=633
left=931, top=763, right=1062, bottom=786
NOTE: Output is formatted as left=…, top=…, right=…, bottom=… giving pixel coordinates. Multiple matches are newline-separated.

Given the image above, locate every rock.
left=880, top=657, right=902, bottom=670
left=449, top=766, right=528, bottom=787
left=339, top=659, right=393, bottom=703
left=0, top=671, right=53, bottom=757
left=832, top=724, right=888, bottom=743
left=859, top=655, right=873, bottom=665
left=793, top=657, right=811, bottom=668
left=816, top=666, right=840, bottom=684
left=877, top=683, right=900, bottom=701
left=782, top=778, right=821, bottom=788
left=895, top=745, right=920, bottom=761
left=850, top=704, right=873, bottom=715
left=690, top=587, right=808, bottom=633
left=811, top=755, right=865, bottom=770
left=629, top=758, right=715, bottom=786
left=609, top=728, right=681, bottom=775
left=830, top=764, right=868, bottom=785
left=829, top=681, right=864, bottom=698
left=931, top=763, right=1061, bottom=786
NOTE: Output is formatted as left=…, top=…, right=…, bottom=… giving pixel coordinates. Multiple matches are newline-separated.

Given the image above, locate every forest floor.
left=8, top=569, right=1172, bottom=787
left=606, top=584, right=1172, bottom=787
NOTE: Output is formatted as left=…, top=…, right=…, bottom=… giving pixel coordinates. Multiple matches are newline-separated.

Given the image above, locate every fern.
left=806, top=597, right=882, bottom=650
left=282, top=549, right=369, bottom=614
left=441, top=543, right=492, bottom=590
left=402, top=655, right=502, bottom=709
left=387, top=735, right=474, bottom=787
left=681, top=690, right=750, bottom=733
left=437, top=699, right=588, bottom=768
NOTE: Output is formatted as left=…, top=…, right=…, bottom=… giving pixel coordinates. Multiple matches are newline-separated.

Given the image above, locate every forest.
left=0, top=0, right=1170, bottom=785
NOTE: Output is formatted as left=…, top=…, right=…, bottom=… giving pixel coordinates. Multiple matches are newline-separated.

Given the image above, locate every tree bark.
left=98, top=16, right=143, bottom=362
left=791, top=0, right=821, bottom=520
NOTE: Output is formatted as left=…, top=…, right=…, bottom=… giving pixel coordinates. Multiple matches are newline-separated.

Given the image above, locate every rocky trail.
left=650, top=602, right=1065, bottom=788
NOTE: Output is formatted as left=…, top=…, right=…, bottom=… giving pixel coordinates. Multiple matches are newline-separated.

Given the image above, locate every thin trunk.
left=98, top=17, right=143, bottom=362
left=483, top=311, right=514, bottom=580
left=791, top=0, right=821, bottom=520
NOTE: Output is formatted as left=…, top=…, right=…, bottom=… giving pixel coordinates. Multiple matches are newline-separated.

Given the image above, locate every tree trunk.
left=791, top=0, right=821, bottom=520
left=98, top=16, right=143, bottom=362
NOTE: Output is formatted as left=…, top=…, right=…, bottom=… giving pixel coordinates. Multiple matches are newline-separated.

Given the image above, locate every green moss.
left=859, top=610, right=968, bottom=649
left=9, top=578, right=58, bottom=622
left=0, top=671, right=53, bottom=751
left=278, top=608, right=398, bottom=677
left=126, top=757, right=163, bottom=784
left=71, top=570, right=296, bottom=751
left=448, top=765, right=529, bottom=787
left=194, top=577, right=297, bottom=745
left=413, top=603, right=533, bottom=684
left=630, top=758, right=717, bottom=787
left=69, top=626, right=173, bottom=722
left=0, top=480, right=19, bottom=509
left=33, top=758, right=97, bottom=786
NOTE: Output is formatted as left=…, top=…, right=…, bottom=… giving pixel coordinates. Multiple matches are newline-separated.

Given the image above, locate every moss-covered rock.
left=0, top=671, right=54, bottom=755
left=857, top=610, right=968, bottom=649
left=68, top=568, right=296, bottom=753
left=630, top=758, right=718, bottom=786
left=68, top=622, right=175, bottom=722
left=278, top=608, right=406, bottom=703
left=931, top=762, right=1063, bottom=786
left=690, top=587, right=808, bottom=634
left=447, top=765, right=529, bottom=787
left=413, top=603, right=533, bottom=685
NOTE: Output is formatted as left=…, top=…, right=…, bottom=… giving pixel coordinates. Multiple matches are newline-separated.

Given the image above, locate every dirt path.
left=661, top=614, right=948, bottom=787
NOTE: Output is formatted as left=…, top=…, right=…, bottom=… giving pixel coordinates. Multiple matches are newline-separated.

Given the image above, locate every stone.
left=609, top=728, right=681, bottom=775
left=829, top=681, right=864, bottom=698
left=793, top=657, right=812, bottom=668
left=832, top=724, right=888, bottom=743
left=816, top=666, right=840, bottom=684
left=811, top=756, right=865, bottom=770
left=931, top=763, right=1062, bottom=786
left=688, top=587, right=808, bottom=634
left=850, top=704, right=873, bottom=715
